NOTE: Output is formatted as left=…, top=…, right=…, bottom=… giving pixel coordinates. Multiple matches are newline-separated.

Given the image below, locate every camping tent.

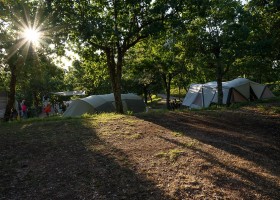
left=182, top=78, right=275, bottom=109
left=63, top=93, right=146, bottom=117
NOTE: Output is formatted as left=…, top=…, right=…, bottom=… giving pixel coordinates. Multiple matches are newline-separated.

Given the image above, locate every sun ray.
left=7, top=39, right=28, bottom=60
left=7, top=4, right=51, bottom=60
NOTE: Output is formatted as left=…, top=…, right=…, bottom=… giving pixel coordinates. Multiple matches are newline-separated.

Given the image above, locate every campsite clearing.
left=0, top=103, right=279, bottom=199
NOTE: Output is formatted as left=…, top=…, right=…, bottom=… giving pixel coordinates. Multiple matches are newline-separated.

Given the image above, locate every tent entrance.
left=230, top=88, right=248, bottom=103
left=249, top=87, right=258, bottom=101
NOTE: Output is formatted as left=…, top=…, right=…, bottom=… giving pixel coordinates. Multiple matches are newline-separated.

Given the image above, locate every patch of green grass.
left=125, top=110, right=134, bottom=115
left=88, top=113, right=125, bottom=123
left=123, top=118, right=139, bottom=124
left=149, top=94, right=162, bottom=102
left=183, top=139, right=199, bottom=148
left=272, top=106, right=280, bottom=114
left=128, top=133, right=142, bottom=139
left=172, top=131, right=184, bottom=137
left=155, top=148, right=185, bottom=161
left=256, top=104, right=280, bottom=114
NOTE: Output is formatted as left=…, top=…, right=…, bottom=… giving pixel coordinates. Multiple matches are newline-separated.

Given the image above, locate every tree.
left=180, top=0, right=248, bottom=104
left=47, top=0, right=177, bottom=113
left=242, top=0, right=280, bottom=83
left=0, top=1, right=26, bottom=121
left=123, top=39, right=163, bottom=103
left=0, top=1, right=62, bottom=120
left=64, top=56, right=111, bottom=95
left=153, top=33, right=186, bottom=109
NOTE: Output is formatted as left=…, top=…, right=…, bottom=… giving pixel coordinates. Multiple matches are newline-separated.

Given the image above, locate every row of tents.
left=0, top=78, right=275, bottom=118
left=62, top=78, right=275, bottom=115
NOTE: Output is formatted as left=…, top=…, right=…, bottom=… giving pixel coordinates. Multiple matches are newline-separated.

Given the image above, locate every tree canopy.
left=0, top=0, right=279, bottom=119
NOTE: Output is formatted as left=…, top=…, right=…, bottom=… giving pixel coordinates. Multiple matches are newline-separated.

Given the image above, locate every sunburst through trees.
left=7, top=4, right=51, bottom=60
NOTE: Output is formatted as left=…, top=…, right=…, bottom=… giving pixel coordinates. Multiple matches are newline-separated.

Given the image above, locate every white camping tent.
left=63, top=93, right=146, bottom=117
left=182, top=78, right=275, bottom=109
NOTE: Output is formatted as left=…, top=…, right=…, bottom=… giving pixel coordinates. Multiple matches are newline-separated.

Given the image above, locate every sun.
left=23, top=28, right=41, bottom=44
left=7, top=4, right=52, bottom=60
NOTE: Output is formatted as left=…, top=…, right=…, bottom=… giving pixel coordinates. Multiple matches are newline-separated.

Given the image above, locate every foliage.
left=240, top=0, right=280, bottom=83
left=47, top=0, right=178, bottom=113
left=64, top=57, right=111, bottom=95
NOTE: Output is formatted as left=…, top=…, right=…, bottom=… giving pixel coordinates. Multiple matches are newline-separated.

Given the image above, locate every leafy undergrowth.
left=0, top=103, right=279, bottom=199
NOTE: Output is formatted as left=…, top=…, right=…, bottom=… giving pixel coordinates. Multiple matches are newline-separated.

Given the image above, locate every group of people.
left=42, top=95, right=67, bottom=117
left=11, top=99, right=28, bottom=120
left=6, top=94, right=71, bottom=120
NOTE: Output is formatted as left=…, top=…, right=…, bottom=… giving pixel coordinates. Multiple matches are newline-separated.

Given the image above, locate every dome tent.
left=63, top=93, right=146, bottom=117
left=182, top=78, right=275, bottom=109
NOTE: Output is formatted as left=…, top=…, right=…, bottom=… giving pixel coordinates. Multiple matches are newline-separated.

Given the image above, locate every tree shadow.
left=138, top=111, right=280, bottom=176
left=157, top=135, right=280, bottom=199
left=0, top=120, right=171, bottom=200
left=137, top=111, right=280, bottom=198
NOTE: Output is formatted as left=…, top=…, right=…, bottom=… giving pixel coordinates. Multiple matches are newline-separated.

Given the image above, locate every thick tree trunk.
left=105, top=48, right=124, bottom=114
left=4, top=64, right=17, bottom=121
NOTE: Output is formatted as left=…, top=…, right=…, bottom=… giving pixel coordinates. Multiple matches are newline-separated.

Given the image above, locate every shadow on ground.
left=0, top=120, right=170, bottom=200
left=138, top=110, right=280, bottom=199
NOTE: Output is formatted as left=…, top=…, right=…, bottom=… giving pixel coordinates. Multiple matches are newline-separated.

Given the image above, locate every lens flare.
left=23, top=28, right=41, bottom=44
left=7, top=5, right=51, bottom=60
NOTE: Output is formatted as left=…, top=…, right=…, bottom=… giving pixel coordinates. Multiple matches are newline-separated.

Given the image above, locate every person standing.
left=21, top=100, right=28, bottom=119
left=44, top=102, right=51, bottom=117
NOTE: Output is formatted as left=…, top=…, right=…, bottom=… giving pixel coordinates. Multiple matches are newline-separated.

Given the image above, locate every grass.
left=155, top=148, right=185, bottom=161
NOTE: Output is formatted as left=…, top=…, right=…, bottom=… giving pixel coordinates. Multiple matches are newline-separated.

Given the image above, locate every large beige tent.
left=63, top=93, right=146, bottom=117
left=182, top=78, right=275, bottom=109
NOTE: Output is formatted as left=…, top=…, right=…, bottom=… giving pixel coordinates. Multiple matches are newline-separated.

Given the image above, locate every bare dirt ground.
left=0, top=103, right=280, bottom=200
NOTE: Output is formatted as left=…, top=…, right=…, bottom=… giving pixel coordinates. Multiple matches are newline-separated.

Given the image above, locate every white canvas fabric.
left=63, top=93, right=146, bottom=117
left=182, top=84, right=202, bottom=107
left=52, top=90, right=86, bottom=96
left=182, top=78, right=275, bottom=109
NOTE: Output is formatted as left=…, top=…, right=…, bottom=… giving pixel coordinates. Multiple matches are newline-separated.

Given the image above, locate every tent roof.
left=202, top=78, right=251, bottom=89
left=63, top=93, right=146, bottom=117
left=51, top=90, right=86, bottom=96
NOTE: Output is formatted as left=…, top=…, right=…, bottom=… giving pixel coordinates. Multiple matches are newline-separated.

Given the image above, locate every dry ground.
left=0, top=103, right=279, bottom=200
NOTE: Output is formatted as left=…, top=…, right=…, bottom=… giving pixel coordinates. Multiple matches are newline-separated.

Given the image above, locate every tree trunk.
left=214, top=41, right=223, bottom=105
left=162, top=73, right=172, bottom=109
left=4, top=64, right=17, bottom=121
left=33, top=91, right=40, bottom=117
left=105, top=48, right=124, bottom=114
left=143, top=86, right=148, bottom=104
left=216, top=62, right=223, bottom=105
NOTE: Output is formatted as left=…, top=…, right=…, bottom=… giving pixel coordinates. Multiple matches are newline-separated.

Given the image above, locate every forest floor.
left=0, top=100, right=280, bottom=199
